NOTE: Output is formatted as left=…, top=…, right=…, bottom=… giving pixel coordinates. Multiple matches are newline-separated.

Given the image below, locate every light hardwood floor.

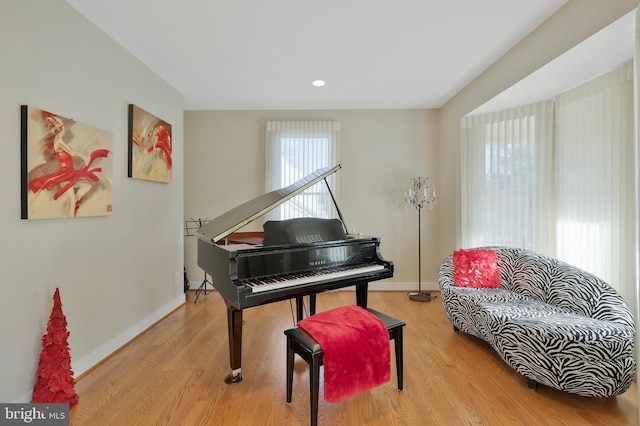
left=70, top=290, right=638, bottom=425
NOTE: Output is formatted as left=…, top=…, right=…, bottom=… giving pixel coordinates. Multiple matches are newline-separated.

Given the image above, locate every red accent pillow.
left=453, top=249, right=501, bottom=288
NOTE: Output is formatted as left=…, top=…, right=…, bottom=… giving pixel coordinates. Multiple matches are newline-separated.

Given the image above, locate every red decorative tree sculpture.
left=32, top=288, right=79, bottom=408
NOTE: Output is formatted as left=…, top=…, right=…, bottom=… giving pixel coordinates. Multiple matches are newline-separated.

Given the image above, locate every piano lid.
left=196, top=164, right=341, bottom=243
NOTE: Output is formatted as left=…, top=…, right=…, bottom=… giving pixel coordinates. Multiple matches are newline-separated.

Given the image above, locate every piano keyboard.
left=244, top=264, right=385, bottom=293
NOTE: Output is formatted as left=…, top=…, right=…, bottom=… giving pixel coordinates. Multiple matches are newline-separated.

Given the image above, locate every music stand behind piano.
left=185, top=218, right=214, bottom=303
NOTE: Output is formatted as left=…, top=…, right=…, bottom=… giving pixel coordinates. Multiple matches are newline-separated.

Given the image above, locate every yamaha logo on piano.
left=310, top=260, right=328, bottom=267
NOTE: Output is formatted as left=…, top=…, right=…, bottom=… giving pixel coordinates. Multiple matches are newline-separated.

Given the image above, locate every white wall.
left=0, top=0, right=184, bottom=402
left=183, top=109, right=441, bottom=292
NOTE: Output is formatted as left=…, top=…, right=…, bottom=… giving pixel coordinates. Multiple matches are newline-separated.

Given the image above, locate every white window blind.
left=460, top=61, right=636, bottom=306
left=265, top=121, right=340, bottom=221
left=460, top=100, right=554, bottom=251
left=555, top=61, right=634, bottom=292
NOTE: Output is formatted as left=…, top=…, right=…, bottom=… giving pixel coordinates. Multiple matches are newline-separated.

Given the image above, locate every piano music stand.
left=194, top=271, right=213, bottom=303
left=185, top=218, right=214, bottom=303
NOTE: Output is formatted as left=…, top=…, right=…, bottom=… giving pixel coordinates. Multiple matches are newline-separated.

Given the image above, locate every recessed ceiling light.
left=312, top=80, right=326, bottom=87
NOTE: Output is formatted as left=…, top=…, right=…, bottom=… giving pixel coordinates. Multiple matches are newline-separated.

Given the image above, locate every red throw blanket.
left=298, top=305, right=390, bottom=403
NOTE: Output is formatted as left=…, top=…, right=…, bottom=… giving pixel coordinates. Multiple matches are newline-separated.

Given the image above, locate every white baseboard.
left=188, top=280, right=214, bottom=291
left=368, top=281, right=438, bottom=292
left=189, top=281, right=438, bottom=292
left=14, top=294, right=185, bottom=403
left=72, top=295, right=185, bottom=378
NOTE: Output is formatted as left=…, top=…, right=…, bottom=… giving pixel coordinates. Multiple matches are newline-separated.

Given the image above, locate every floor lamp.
left=404, top=176, right=437, bottom=302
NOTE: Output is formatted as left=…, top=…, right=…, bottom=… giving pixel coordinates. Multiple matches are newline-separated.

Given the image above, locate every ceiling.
left=473, top=9, right=636, bottom=114
left=65, top=0, right=633, bottom=112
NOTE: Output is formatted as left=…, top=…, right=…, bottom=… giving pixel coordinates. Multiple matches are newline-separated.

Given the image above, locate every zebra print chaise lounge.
left=438, top=246, right=636, bottom=397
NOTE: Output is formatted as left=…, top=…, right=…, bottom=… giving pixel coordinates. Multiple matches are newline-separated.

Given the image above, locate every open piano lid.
left=196, top=165, right=341, bottom=243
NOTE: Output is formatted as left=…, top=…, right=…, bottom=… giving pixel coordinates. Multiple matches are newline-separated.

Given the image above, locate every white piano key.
left=245, top=264, right=385, bottom=293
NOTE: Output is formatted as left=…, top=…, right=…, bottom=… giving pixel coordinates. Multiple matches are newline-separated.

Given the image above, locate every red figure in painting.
left=132, top=124, right=172, bottom=173
left=148, top=125, right=172, bottom=170
left=28, top=113, right=110, bottom=217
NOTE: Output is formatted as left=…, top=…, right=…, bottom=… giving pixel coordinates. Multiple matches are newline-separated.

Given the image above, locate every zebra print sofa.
left=438, top=246, right=636, bottom=397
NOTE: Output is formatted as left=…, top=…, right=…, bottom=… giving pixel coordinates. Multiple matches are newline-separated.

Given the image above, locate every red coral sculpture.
left=31, top=288, right=79, bottom=408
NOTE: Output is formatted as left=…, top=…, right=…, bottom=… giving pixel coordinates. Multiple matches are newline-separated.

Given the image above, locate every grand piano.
left=195, top=164, right=394, bottom=384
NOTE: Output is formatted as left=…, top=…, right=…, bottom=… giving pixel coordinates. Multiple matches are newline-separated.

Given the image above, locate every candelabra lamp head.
left=404, top=176, right=437, bottom=211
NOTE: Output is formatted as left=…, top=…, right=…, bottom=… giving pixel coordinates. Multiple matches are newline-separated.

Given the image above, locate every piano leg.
left=356, top=282, right=369, bottom=307
left=225, top=301, right=244, bottom=384
left=295, top=297, right=304, bottom=322
left=295, top=295, right=318, bottom=322
left=309, top=295, right=316, bottom=316
left=295, top=285, right=367, bottom=323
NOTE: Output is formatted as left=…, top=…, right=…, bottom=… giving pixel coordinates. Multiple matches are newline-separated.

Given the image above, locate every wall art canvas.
left=21, top=106, right=113, bottom=219
left=128, top=104, right=172, bottom=183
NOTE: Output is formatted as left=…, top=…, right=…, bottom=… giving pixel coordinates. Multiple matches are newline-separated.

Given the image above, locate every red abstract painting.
left=21, top=106, right=113, bottom=219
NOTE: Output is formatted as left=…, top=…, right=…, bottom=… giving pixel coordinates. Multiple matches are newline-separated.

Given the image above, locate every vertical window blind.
left=265, top=121, right=340, bottom=221
left=460, top=100, right=554, bottom=252
left=460, top=61, right=636, bottom=306
left=554, top=61, right=634, bottom=299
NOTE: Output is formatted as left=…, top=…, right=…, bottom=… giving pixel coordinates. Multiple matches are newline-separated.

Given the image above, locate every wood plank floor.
left=70, top=290, right=638, bottom=425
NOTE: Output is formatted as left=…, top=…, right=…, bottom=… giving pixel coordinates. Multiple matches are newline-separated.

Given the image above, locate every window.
left=554, top=62, right=634, bottom=288
left=460, top=101, right=554, bottom=252
left=460, top=61, right=635, bottom=301
left=265, top=121, right=340, bottom=220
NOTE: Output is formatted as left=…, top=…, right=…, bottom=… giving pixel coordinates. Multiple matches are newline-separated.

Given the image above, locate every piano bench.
left=284, top=308, right=405, bottom=426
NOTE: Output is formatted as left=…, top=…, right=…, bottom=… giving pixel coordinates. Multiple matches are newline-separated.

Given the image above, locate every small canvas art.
left=21, top=106, right=113, bottom=219
left=128, top=104, right=172, bottom=183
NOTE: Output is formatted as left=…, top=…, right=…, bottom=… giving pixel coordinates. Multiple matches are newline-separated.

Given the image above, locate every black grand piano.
left=195, top=164, right=394, bottom=384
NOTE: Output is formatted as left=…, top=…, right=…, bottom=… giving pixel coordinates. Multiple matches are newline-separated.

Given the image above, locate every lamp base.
left=408, top=292, right=432, bottom=302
